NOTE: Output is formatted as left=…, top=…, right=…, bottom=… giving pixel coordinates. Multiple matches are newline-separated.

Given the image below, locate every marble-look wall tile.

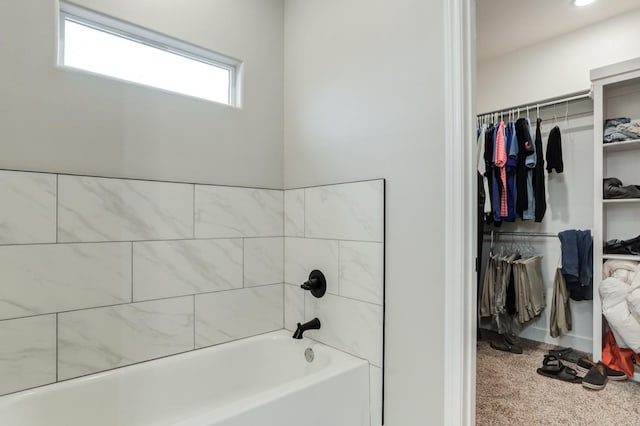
left=195, top=284, right=283, bottom=347
left=340, top=241, right=384, bottom=305
left=195, top=186, right=283, bottom=238
left=370, top=365, right=383, bottom=426
left=133, top=239, right=243, bottom=301
left=305, top=180, right=384, bottom=242
left=284, top=284, right=305, bottom=331
left=58, top=175, right=193, bottom=242
left=244, top=238, right=284, bottom=287
left=0, top=170, right=57, bottom=245
left=284, top=189, right=304, bottom=237
left=0, top=243, right=131, bottom=320
left=58, top=297, right=193, bottom=380
left=0, top=315, right=56, bottom=396
left=305, top=293, right=383, bottom=367
left=284, top=237, right=339, bottom=295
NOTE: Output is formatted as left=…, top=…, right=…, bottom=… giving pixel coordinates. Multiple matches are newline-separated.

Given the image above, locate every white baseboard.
left=518, top=326, right=593, bottom=354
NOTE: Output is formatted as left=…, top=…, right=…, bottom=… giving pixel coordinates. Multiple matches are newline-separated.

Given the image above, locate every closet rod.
left=477, top=90, right=592, bottom=118
left=483, top=230, right=558, bottom=238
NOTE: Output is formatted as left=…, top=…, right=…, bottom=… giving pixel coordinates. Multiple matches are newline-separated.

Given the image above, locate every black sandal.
left=536, top=355, right=582, bottom=383
left=548, top=347, right=582, bottom=364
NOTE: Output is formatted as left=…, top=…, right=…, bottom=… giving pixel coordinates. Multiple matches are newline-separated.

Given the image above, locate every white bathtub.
left=0, top=330, right=370, bottom=426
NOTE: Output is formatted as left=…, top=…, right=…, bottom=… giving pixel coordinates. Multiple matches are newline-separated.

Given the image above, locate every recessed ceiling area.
left=476, top=0, right=640, bottom=61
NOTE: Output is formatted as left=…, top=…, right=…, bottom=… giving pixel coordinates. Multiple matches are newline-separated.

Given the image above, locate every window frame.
left=58, top=1, right=241, bottom=106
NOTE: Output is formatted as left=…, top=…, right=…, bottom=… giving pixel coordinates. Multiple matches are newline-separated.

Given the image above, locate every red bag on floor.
left=601, top=330, right=636, bottom=378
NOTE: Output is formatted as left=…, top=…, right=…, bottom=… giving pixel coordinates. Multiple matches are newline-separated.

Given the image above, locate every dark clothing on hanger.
left=546, top=126, right=564, bottom=173
left=484, top=125, right=495, bottom=225
left=558, top=229, right=593, bottom=301
left=505, top=122, right=517, bottom=222
left=515, top=118, right=535, bottom=216
left=506, top=256, right=517, bottom=316
left=533, top=118, right=547, bottom=222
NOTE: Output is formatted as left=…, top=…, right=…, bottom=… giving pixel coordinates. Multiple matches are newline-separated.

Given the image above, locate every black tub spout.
left=292, top=317, right=321, bottom=339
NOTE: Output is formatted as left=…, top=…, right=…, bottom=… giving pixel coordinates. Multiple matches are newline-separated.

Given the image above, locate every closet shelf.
left=602, top=254, right=640, bottom=262
left=603, top=139, right=640, bottom=152
left=603, top=198, right=640, bottom=204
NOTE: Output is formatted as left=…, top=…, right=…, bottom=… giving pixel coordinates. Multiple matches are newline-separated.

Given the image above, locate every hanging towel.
left=546, top=126, right=564, bottom=173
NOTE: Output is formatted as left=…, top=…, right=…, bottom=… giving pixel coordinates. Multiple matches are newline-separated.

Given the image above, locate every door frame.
left=443, top=0, right=476, bottom=424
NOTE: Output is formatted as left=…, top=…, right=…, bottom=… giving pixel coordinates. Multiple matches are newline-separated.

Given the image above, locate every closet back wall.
left=480, top=101, right=594, bottom=352
left=0, top=0, right=284, bottom=188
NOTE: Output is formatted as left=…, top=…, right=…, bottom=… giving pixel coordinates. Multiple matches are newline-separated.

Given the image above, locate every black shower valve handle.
left=301, top=269, right=326, bottom=298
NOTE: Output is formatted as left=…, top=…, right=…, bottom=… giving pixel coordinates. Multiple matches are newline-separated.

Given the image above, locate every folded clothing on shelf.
left=604, top=235, right=640, bottom=255
left=604, top=177, right=640, bottom=199
left=603, top=117, right=640, bottom=144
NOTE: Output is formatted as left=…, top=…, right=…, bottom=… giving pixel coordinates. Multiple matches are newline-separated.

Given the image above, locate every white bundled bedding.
left=600, top=259, right=640, bottom=352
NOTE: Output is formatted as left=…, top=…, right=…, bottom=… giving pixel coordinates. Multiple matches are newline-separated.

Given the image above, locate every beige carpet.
left=476, top=335, right=640, bottom=425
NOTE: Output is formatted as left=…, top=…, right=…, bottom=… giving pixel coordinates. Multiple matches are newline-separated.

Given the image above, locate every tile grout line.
left=302, top=189, right=306, bottom=322
left=0, top=167, right=284, bottom=191
left=368, top=365, right=373, bottom=426
left=55, top=313, right=59, bottom=383
left=242, top=238, right=245, bottom=288
left=0, top=285, right=284, bottom=324
left=337, top=240, right=341, bottom=296
left=55, top=174, right=59, bottom=243
left=0, top=235, right=294, bottom=248
left=282, top=283, right=382, bottom=307
left=130, top=242, right=134, bottom=302
left=193, top=295, right=196, bottom=349
left=0, top=167, right=383, bottom=191
left=192, top=184, right=196, bottom=239
left=283, top=190, right=286, bottom=327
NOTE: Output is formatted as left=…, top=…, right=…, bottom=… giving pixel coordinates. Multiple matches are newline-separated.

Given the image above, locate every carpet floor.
left=476, top=335, right=640, bottom=425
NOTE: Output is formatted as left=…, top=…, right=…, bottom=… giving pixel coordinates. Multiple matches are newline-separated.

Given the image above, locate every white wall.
left=477, top=8, right=640, bottom=112
left=284, top=0, right=447, bottom=424
left=479, top=103, right=595, bottom=352
left=0, top=0, right=284, bottom=188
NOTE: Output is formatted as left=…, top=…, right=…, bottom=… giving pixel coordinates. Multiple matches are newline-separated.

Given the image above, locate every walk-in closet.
left=475, top=1, right=640, bottom=424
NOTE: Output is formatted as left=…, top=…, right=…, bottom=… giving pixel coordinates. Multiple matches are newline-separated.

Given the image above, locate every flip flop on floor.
left=538, top=354, right=563, bottom=374
left=536, top=355, right=582, bottom=383
left=548, top=347, right=582, bottom=364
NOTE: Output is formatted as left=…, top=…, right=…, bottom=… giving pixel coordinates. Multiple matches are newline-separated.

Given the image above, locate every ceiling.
left=477, top=0, right=640, bottom=61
